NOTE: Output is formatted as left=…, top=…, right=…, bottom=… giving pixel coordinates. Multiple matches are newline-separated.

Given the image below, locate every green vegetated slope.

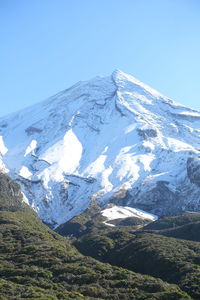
left=56, top=202, right=109, bottom=238
left=0, top=173, right=190, bottom=300
left=143, top=214, right=200, bottom=242
left=75, top=216, right=200, bottom=299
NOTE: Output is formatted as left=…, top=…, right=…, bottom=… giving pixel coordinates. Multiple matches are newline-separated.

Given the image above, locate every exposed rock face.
left=0, top=173, right=21, bottom=199
left=0, top=70, right=200, bottom=226
left=187, top=157, right=200, bottom=187
left=0, top=172, right=24, bottom=211
left=130, top=181, right=178, bottom=215
left=137, top=128, right=158, bottom=139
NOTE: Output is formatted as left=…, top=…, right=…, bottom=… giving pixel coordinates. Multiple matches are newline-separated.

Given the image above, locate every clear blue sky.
left=1, top=0, right=200, bottom=117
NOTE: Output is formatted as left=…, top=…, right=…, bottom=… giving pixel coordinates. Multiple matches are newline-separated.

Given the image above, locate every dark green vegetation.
left=0, top=173, right=190, bottom=299
left=143, top=214, right=200, bottom=242
left=56, top=202, right=108, bottom=238
left=74, top=214, right=200, bottom=299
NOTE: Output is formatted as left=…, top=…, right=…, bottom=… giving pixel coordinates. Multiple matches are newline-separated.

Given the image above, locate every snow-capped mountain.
left=0, top=70, right=200, bottom=227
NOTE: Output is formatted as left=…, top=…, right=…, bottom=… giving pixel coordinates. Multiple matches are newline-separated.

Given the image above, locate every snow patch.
left=101, top=205, right=158, bottom=223
left=24, top=140, right=37, bottom=156
left=0, top=136, right=8, bottom=155
left=180, top=111, right=200, bottom=117
left=21, top=192, right=29, bottom=204
left=166, top=137, right=197, bottom=152
left=125, top=123, right=137, bottom=134
left=41, top=129, right=83, bottom=173
left=19, top=166, right=32, bottom=178
left=142, top=140, right=155, bottom=151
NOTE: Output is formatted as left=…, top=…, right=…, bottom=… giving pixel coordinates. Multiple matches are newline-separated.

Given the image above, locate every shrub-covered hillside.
left=142, top=214, right=200, bottom=242
left=0, top=173, right=190, bottom=299
left=75, top=227, right=200, bottom=299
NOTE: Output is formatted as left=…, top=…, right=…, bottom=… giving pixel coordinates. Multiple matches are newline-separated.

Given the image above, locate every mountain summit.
left=1, top=70, right=200, bottom=227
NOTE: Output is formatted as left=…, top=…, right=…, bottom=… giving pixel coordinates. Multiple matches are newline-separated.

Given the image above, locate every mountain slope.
left=1, top=70, right=200, bottom=226
left=0, top=173, right=191, bottom=300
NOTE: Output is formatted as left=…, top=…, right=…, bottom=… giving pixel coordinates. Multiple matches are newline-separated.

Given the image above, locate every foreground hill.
left=72, top=213, right=200, bottom=299
left=1, top=70, right=200, bottom=227
left=0, top=173, right=190, bottom=299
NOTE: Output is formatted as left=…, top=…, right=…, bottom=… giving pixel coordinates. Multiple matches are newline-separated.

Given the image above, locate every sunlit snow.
left=19, top=166, right=32, bottom=178
left=101, top=205, right=158, bottom=223
left=0, top=136, right=8, bottom=155
left=41, top=129, right=83, bottom=173
left=24, top=140, right=37, bottom=157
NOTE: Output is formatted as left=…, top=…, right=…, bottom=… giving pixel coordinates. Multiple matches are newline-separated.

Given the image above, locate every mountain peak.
left=111, top=68, right=125, bottom=76
left=111, top=68, right=139, bottom=83
left=111, top=69, right=166, bottom=100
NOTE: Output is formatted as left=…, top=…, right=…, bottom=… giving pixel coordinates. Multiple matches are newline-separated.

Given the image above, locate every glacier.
left=0, top=69, right=200, bottom=227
